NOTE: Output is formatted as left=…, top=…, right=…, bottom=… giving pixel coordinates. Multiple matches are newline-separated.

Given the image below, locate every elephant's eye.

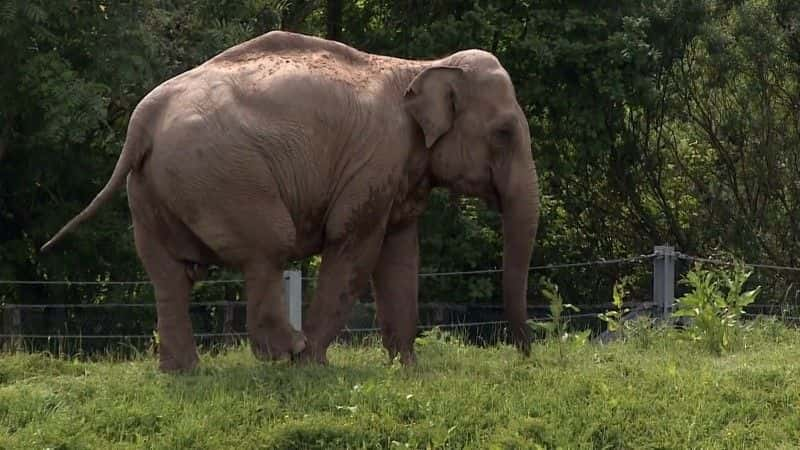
left=490, top=126, right=514, bottom=148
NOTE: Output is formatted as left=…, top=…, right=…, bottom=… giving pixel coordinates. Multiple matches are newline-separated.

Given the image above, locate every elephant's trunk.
left=498, top=149, right=539, bottom=356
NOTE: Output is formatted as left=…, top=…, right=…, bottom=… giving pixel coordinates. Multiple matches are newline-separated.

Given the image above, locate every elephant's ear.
left=403, top=66, right=464, bottom=149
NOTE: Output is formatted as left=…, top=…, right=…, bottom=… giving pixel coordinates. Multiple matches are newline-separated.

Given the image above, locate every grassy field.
left=1, top=323, right=800, bottom=449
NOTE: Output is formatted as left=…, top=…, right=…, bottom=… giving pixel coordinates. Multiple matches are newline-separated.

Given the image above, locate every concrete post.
left=283, top=270, right=302, bottom=331
left=653, top=245, right=676, bottom=319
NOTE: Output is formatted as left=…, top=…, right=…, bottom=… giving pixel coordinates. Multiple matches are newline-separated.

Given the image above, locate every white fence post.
left=283, top=270, right=302, bottom=331
left=653, top=245, right=676, bottom=319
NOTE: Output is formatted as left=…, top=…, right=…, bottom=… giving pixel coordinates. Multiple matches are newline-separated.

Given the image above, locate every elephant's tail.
left=40, top=120, right=151, bottom=253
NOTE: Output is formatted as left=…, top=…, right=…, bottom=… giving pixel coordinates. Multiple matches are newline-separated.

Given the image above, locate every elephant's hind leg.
left=132, top=220, right=198, bottom=372
left=244, top=262, right=307, bottom=361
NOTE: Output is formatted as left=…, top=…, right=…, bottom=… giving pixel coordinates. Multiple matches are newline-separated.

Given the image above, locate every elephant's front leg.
left=300, top=225, right=388, bottom=364
left=372, top=221, right=420, bottom=365
left=244, top=262, right=307, bottom=361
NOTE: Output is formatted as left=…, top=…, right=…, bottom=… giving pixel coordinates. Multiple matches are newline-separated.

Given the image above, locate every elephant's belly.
left=290, top=235, right=323, bottom=260
left=289, top=218, right=325, bottom=259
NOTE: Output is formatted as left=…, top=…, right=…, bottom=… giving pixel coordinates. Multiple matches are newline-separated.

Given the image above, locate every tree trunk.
left=326, top=0, right=343, bottom=41
left=281, top=1, right=321, bottom=32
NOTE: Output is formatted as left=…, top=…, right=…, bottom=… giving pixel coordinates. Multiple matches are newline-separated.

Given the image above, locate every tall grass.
left=2, top=322, right=800, bottom=449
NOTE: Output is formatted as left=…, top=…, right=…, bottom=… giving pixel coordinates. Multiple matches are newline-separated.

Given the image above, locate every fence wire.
left=0, top=279, right=153, bottom=286
left=742, top=312, right=800, bottom=321
left=0, top=253, right=657, bottom=287
left=2, top=310, right=796, bottom=341
left=0, top=311, right=622, bottom=340
left=677, top=253, right=800, bottom=273
left=6, top=251, right=800, bottom=288
left=7, top=250, right=800, bottom=342
left=0, top=332, right=247, bottom=340
left=0, top=318, right=545, bottom=340
left=0, top=301, right=242, bottom=310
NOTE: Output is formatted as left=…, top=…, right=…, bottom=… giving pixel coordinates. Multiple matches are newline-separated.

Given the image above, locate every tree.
left=326, top=0, right=343, bottom=40
left=4, top=0, right=798, bottom=329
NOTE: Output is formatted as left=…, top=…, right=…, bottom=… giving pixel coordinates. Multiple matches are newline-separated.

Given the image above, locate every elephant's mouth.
left=493, top=189, right=503, bottom=213
left=449, top=176, right=502, bottom=213
left=487, top=174, right=503, bottom=214
left=481, top=185, right=502, bottom=213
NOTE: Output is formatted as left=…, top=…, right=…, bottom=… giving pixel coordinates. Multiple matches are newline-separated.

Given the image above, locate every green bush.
left=598, top=278, right=631, bottom=337
left=622, top=316, right=663, bottom=350
left=673, top=262, right=761, bottom=354
left=528, top=278, right=589, bottom=365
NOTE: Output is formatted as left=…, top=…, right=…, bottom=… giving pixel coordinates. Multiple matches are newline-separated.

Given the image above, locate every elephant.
left=41, top=31, right=540, bottom=372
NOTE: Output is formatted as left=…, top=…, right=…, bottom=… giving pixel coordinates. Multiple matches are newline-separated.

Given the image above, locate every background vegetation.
left=3, top=0, right=800, bottom=313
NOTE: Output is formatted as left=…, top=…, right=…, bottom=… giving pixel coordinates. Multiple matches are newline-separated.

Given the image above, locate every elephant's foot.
left=291, top=332, right=329, bottom=365
left=384, top=345, right=417, bottom=366
left=158, top=351, right=199, bottom=373
left=250, top=328, right=307, bottom=361
left=292, top=342, right=329, bottom=365
left=156, top=327, right=200, bottom=373
left=381, top=332, right=417, bottom=366
left=399, top=349, right=417, bottom=366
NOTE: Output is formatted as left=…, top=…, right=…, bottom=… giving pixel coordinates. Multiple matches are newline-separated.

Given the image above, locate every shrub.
left=673, top=262, right=761, bottom=354
left=528, top=278, right=589, bottom=363
left=598, top=278, right=631, bottom=337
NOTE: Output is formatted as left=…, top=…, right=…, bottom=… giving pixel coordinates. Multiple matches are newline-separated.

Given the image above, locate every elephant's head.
left=404, top=50, right=539, bottom=355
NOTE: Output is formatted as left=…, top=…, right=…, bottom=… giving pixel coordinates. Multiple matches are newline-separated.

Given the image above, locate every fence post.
left=1, top=305, right=22, bottom=351
left=283, top=270, right=302, bottom=331
left=653, top=245, right=676, bottom=319
left=222, top=284, right=236, bottom=344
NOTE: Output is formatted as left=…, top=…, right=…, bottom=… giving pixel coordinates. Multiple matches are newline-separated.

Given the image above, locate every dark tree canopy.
left=2, top=0, right=799, bottom=312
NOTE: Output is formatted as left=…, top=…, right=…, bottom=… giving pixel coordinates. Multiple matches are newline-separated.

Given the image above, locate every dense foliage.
left=3, top=0, right=800, bottom=313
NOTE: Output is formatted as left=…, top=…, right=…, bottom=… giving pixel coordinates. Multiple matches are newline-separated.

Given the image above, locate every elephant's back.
left=199, top=31, right=405, bottom=93
left=134, top=30, right=404, bottom=132
left=206, top=30, right=374, bottom=67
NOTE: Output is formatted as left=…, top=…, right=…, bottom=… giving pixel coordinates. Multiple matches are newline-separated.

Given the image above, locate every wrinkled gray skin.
left=42, top=31, right=540, bottom=372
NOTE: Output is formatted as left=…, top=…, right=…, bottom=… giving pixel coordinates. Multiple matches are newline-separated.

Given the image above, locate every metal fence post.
left=653, top=245, right=676, bottom=319
left=283, top=270, right=302, bottom=331
left=1, top=305, right=22, bottom=350
left=222, top=284, right=236, bottom=344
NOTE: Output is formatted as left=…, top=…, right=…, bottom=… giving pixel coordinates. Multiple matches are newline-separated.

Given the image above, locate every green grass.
left=2, top=323, right=800, bottom=449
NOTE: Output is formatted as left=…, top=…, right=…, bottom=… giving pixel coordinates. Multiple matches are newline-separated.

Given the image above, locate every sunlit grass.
left=1, top=323, right=800, bottom=449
